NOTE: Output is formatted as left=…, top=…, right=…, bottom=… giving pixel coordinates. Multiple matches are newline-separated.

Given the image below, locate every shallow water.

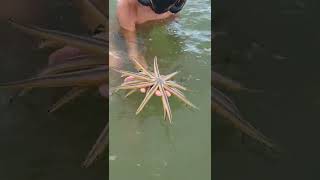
left=0, top=1, right=106, bottom=179
left=109, top=0, right=211, bottom=179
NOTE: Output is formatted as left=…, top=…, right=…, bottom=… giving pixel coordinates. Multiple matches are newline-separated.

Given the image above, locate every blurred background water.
left=0, top=1, right=106, bottom=179
left=109, top=0, right=211, bottom=179
left=213, top=0, right=320, bottom=179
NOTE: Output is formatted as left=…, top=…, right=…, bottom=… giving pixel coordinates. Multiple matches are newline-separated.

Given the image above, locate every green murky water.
left=109, top=0, right=211, bottom=179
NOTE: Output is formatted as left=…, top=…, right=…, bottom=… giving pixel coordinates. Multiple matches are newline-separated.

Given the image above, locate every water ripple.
left=167, top=0, right=211, bottom=56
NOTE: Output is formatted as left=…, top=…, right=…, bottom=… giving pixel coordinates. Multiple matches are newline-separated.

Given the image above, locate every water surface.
left=109, top=0, right=211, bottom=179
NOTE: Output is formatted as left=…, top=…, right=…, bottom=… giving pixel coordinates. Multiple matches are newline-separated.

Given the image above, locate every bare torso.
left=117, top=0, right=175, bottom=31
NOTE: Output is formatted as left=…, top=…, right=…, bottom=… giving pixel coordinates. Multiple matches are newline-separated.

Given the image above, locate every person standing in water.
left=116, top=0, right=187, bottom=96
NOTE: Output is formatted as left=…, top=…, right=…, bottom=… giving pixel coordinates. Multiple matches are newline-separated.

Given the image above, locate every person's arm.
left=117, top=1, right=148, bottom=70
left=121, top=29, right=148, bottom=70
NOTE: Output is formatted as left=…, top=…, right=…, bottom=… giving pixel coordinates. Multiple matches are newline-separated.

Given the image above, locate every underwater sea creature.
left=114, top=57, right=197, bottom=123
left=212, top=71, right=276, bottom=150
left=1, top=0, right=107, bottom=167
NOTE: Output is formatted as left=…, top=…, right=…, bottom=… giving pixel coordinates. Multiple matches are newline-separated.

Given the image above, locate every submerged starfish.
left=113, top=57, right=197, bottom=123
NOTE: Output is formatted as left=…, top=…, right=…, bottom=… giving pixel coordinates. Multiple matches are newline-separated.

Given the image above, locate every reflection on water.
left=109, top=0, right=211, bottom=179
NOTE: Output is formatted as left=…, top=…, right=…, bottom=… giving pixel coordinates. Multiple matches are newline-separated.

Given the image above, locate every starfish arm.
left=112, top=68, right=151, bottom=81
left=164, top=85, right=198, bottom=109
left=163, top=71, right=179, bottom=81
left=0, top=66, right=107, bottom=88
left=116, top=82, right=154, bottom=90
left=166, top=81, right=187, bottom=91
left=131, top=57, right=154, bottom=78
left=121, top=79, right=146, bottom=86
left=153, top=56, right=161, bottom=78
left=162, top=101, right=167, bottom=120
left=213, top=88, right=241, bottom=114
left=159, top=83, right=172, bottom=123
left=136, top=82, right=159, bottom=114
left=49, top=87, right=88, bottom=113
left=125, top=89, right=137, bottom=97
left=212, top=101, right=275, bottom=149
left=9, top=20, right=107, bottom=55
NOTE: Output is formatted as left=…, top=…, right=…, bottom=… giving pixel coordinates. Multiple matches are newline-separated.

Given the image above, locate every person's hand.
left=123, top=76, right=171, bottom=97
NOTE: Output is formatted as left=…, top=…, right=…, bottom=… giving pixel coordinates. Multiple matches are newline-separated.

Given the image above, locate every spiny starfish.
left=113, top=56, right=198, bottom=123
